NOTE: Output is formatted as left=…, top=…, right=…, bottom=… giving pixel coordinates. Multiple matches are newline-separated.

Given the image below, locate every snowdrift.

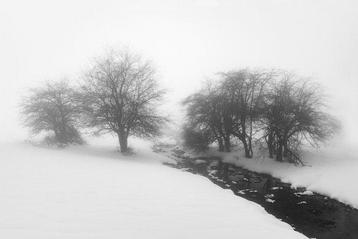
left=0, top=137, right=306, bottom=238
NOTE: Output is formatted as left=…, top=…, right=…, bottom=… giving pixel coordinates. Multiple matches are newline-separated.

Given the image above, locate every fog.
left=1, top=0, right=357, bottom=144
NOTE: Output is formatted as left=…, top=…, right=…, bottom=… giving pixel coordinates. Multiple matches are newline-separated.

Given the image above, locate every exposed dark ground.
left=154, top=144, right=358, bottom=239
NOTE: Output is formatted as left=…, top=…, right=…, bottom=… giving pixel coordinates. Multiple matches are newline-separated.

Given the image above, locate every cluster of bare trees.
left=21, top=50, right=166, bottom=152
left=183, top=69, right=338, bottom=164
left=21, top=49, right=338, bottom=162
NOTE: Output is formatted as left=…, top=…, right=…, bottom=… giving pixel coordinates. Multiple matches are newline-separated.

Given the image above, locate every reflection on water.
left=156, top=145, right=358, bottom=239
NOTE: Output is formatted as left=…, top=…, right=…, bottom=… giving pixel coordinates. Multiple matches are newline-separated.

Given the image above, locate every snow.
left=0, top=136, right=307, bottom=239
left=295, top=191, right=314, bottom=196
left=220, top=142, right=358, bottom=209
left=266, top=199, right=275, bottom=203
left=194, top=159, right=206, bottom=164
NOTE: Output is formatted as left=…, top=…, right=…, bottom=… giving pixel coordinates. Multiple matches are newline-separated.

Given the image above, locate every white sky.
left=0, top=0, right=357, bottom=143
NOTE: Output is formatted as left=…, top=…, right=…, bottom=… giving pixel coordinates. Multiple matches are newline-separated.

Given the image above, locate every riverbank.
left=204, top=142, right=358, bottom=210
left=157, top=145, right=358, bottom=239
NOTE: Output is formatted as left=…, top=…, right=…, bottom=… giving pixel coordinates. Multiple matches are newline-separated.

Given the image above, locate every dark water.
left=154, top=144, right=358, bottom=239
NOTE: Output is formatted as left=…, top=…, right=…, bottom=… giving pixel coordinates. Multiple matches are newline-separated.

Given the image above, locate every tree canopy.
left=183, top=69, right=339, bottom=164
left=21, top=81, right=83, bottom=145
left=80, top=50, right=166, bottom=152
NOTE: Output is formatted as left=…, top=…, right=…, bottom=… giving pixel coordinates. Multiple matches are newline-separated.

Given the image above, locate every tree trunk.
left=276, top=140, right=283, bottom=162
left=242, top=139, right=252, bottom=158
left=283, top=137, right=288, bottom=158
left=217, top=137, right=224, bottom=152
left=248, top=137, right=253, bottom=157
left=267, top=132, right=274, bottom=159
left=224, top=136, right=231, bottom=152
left=240, top=119, right=253, bottom=158
left=118, top=133, right=128, bottom=153
left=54, top=127, right=66, bottom=144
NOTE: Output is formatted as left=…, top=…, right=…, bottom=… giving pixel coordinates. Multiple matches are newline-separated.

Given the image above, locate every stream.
left=154, top=144, right=358, bottom=239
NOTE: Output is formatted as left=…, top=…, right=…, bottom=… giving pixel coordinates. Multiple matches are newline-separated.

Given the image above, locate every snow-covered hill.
left=0, top=137, right=306, bottom=239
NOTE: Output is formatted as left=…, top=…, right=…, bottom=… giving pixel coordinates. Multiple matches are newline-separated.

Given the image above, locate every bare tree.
left=183, top=83, right=232, bottom=152
left=220, top=69, right=274, bottom=157
left=21, top=80, right=83, bottom=146
left=182, top=69, right=338, bottom=164
left=183, top=69, right=274, bottom=154
left=263, top=73, right=339, bottom=164
left=80, top=50, right=166, bottom=152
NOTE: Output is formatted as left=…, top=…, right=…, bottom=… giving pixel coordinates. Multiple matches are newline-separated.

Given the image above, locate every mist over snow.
left=0, top=1, right=358, bottom=238
left=0, top=0, right=357, bottom=144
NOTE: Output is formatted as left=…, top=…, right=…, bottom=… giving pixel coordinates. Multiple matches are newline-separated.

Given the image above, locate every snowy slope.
left=0, top=137, right=307, bottom=239
left=220, top=142, right=358, bottom=209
